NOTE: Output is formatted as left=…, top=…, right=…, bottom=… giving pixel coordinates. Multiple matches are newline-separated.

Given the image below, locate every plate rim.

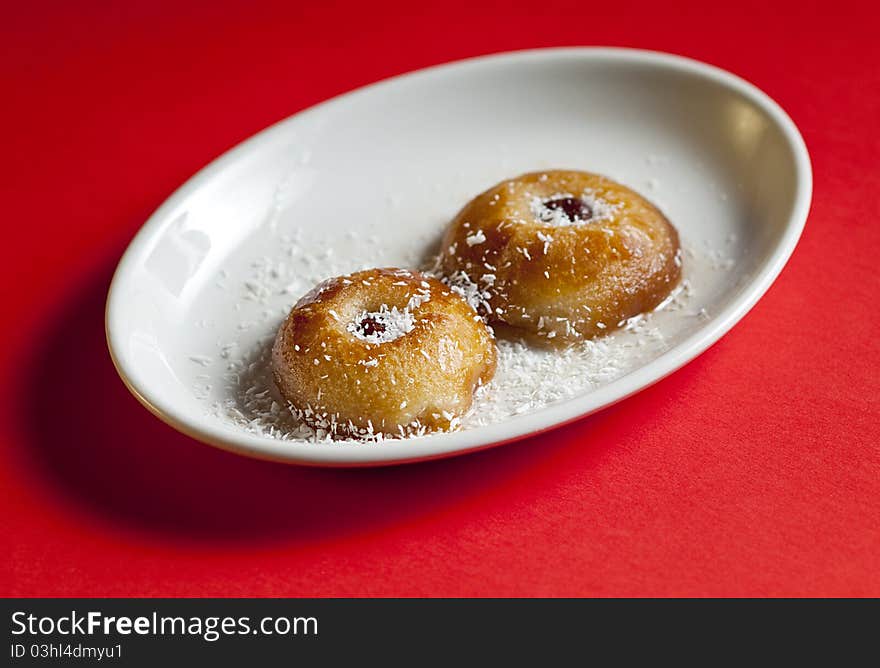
left=105, top=47, right=813, bottom=467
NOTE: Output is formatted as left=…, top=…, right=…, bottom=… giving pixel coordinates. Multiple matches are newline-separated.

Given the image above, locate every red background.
left=3, top=0, right=878, bottom=597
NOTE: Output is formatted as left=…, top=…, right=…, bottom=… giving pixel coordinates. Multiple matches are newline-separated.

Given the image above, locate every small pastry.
left=438, top=170, right=681, bottom=343
left=272, top=268, right=497, bottom=438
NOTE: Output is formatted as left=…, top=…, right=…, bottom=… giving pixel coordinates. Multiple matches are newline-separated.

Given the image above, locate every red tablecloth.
left=3, top=0, right=878, bottom=597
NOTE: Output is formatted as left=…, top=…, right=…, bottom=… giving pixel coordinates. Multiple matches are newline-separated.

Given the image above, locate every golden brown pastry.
left=438, top=170, right=681, bottom=343
left=272, top=268, right=496, bottom=439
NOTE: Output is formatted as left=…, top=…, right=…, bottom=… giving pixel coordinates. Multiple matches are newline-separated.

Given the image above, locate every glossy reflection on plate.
left=106, top=48, right=811, bottom=466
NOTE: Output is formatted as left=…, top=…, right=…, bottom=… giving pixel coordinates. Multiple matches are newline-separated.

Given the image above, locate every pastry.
left=438, top=170, right=681, bottom=343
left=272, top=268, right=497, bottom=438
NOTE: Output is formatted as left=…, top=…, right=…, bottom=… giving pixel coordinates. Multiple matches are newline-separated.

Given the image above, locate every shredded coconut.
left=465, top=230, right=487, bottom=246
left=528, top=190, right=621, bottom=227
left=441, top=270, right=492, bottom=316
left=346, top=306, right=415, bottom=343
left=189, top=355, right=213, bottom=366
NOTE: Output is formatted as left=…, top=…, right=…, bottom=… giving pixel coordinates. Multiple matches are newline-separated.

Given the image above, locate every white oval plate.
left=106, top=48, right=811, bottom=466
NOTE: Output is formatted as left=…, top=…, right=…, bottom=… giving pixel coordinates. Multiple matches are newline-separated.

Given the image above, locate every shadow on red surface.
left=17, top=249, right=637, bottom=545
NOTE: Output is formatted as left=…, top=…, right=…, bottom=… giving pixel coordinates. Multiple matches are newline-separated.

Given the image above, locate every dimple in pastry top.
left=438, top=170, right=682, bottom=343
left=272, top=268, right=497, bottom=439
